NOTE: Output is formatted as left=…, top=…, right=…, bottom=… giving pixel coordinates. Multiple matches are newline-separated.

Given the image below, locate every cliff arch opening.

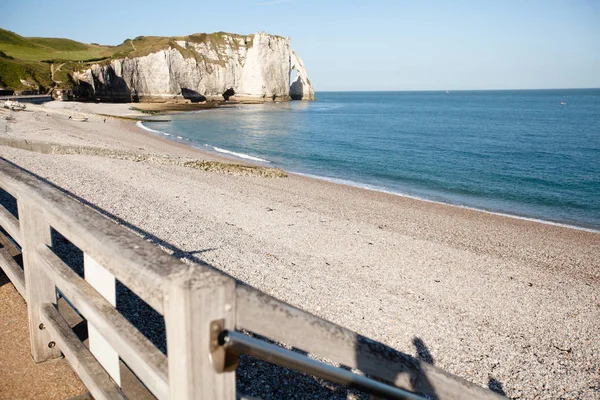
left=290, top=68, right=298, bottom=84
left=290, top=67, right=303, bottom=101
left=223, top=88, right=235, bottom=101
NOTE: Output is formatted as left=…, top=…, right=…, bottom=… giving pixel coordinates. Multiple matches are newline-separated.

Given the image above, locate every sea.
left=140, top=89, right=600, bottom=231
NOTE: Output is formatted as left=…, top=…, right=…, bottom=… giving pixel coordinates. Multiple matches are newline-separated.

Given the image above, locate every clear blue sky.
left=3, top=0, right=599, bottom=91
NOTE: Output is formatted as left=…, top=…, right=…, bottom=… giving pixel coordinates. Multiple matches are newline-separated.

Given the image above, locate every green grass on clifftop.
left=0, top=28, right=279, bottom=91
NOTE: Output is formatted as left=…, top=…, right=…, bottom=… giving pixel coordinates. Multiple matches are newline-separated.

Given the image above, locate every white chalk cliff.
left=73, top=32, right=314, bottom=102
left=290, top=50, right=314, bottom=100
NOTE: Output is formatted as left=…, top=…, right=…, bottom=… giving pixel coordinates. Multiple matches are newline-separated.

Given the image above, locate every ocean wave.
left=207, top=145, right=270, bottom=163
left=136, top=121, right=172, bottom=136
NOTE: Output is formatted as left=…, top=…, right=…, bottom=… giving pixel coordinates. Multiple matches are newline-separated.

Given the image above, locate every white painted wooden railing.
left=0, top=158, right=504, bottom=400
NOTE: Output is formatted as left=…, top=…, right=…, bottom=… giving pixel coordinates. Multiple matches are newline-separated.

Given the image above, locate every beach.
left=1, top=102, right=598, bottom=399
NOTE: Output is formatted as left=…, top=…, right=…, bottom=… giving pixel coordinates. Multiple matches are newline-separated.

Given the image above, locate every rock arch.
left=289, top=51, right=315, bottom=101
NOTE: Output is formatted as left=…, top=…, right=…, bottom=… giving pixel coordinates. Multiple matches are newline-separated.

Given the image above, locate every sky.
left=3, top=0, right=599, bottom=91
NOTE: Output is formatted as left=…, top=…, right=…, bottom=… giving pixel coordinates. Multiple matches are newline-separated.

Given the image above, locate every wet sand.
left=0, top=102, right=598, bottom=399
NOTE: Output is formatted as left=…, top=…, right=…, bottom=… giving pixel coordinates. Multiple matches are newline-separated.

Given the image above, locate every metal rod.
left=221, top=330, right=426, bottom=400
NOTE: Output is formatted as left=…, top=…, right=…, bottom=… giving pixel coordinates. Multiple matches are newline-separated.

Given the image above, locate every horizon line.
left=314, top=87, right=600, bottom=93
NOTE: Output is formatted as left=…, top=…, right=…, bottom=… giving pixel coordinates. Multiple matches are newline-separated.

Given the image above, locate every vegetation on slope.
left=0, top=29, right=113, bottom=62
left=109, top=32, right=256, bottom=64
left=0, top=51, right=52, bottom=90
left=0, top=28, right=271, bottom=92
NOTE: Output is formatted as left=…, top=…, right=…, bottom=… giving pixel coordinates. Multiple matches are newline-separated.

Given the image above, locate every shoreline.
left=133, top=114, right=600, bottom=234
left=293, top=172, right=600, bottom=234
left=1, top=101, right=599, bottom=398
left=6, top=100, right=600, bottom=237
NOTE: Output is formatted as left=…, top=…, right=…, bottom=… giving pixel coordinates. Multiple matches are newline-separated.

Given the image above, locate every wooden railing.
left=0, top=158, right=504, bottom=400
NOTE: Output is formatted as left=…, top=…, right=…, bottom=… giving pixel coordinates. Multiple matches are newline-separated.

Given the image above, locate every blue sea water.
left=143, top=89, right=600, bottom=230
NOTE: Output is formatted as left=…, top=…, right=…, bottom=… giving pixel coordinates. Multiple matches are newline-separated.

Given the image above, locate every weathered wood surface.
left=0, top=218, right=24, bottom=296
left=18, top=197, right=62, bottom=362
left=40, top=303, right=127, bottom=400
left=0, top=205, right=21, bottom=245
left=0, top=227, right=21, bottom=257
left=0, top=246, right=25, bottom=296
left=0, top=158, right=190, bottom=314
left=0, top=158, right=505, bottom=400
left=84, top=253, right=121, bottom=387
left=0, top=227, right=20, bottom=256
left=165, top=268, right=237, bottom=400
left=236, top=285, right=504, bottom=400
left=38, top=245, right=168, bottom=400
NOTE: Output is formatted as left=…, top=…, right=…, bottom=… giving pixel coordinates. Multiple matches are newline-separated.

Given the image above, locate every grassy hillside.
left=0, top=28, right=114, bottom=91
left=0, top=29, right=114, bottom=62
left=0, top=28, right=265, bottom=92
left=0, top=51, right=52, bottom=90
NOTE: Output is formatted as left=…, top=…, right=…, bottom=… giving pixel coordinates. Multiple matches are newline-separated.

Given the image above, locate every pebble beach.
left=1, top=102, right=598, bottom=399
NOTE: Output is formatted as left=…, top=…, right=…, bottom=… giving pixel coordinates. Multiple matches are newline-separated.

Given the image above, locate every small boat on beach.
left=68, top=116, right=88, bottom=122
left=3, top=100, right=26, bottom=111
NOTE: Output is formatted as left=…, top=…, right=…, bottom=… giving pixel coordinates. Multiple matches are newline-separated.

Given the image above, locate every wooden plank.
left=18, top=196, right=62, bottom=362
left=165, top=267, right=237, bottom=400
left=0, top=158, right=189, bottom=315
left=38, top=245, right=169, bottom=400
left=0, top=205, right=21, bottom=245
left=119, top=359, right=157, bottom=400
left=0, top=172, right=19, bottom=198
left=0, top=228, right=21, bottom=257
left=84, top=253, right=121, bottom=386
left=55, top=300, right=155, bottom=399
left=40, top=303, right=126, bottom=400
left=0, top=246, right=25, bottom=297
left=236, top=286, right=504, bottom=400
left=0, top=158, right=503, bottom=399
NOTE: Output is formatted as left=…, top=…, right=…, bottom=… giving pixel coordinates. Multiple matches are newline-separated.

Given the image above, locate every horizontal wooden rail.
left=37, top=244, right=169, bottom=400
left=0, top=246, right=25, bottom=296
left=222, top=330, right=425, bottom=400
left=0, top=206, right=21, bottom=245
left=0, top=158, right=506, bottom=400
left=0, top=159, right=190, bottom=315
left=236, top=285, right=504, bottom=400
left=40, top=303, right=126, bottom=400
left=0, top=227, right=20, bottom=257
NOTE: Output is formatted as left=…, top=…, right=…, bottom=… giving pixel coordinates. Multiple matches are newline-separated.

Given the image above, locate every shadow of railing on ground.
left=488, top=377, right=507, bottom=397
left=413, top=337, right=435, bottom=365
left=0, top=269, right=10, bottom=288
left=0, top=157, right=379, bottom=399
left=355, top=336, right=438, bottom=399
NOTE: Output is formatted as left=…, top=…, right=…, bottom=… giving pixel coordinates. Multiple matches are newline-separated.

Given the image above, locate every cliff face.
left=73, top=32, right=314, bottom=103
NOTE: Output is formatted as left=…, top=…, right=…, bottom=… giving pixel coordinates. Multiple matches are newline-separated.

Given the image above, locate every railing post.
left=84, top=253, right=121, bottom=386
left=165, top=269, right=236, bottom=400
left=18, top=196, right=62, bottom=362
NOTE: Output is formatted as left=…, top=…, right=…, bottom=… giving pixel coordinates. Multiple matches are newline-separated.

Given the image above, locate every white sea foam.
left=137, top=121, right=267, bottom=162
left=294, top=172, right=600, bottom=233
left=209, top=145, right=270, bottom=163
left=136, top=121, right=172, bottom=136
